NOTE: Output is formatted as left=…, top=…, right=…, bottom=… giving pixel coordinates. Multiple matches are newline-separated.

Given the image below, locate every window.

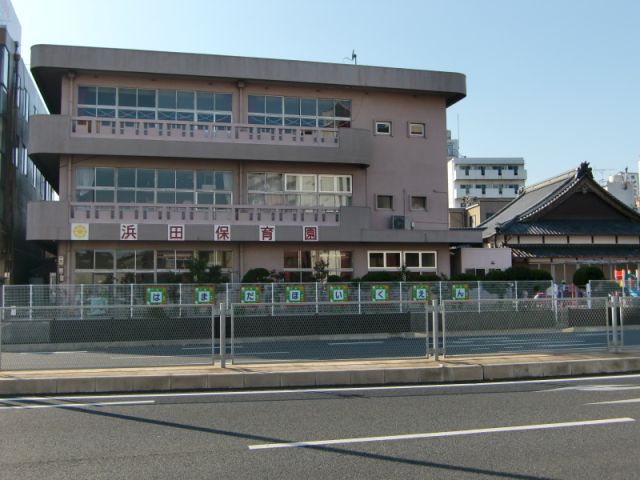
left=375, top=121, right=392, bottom=135
left=248, top=172, right=351, bottom=208
left=74, top=249, right=233, bottom=284
left=78, top=86, right=232, bottom=123
left=284, top=250, right=353, bottom=282
left=376, top=195, right=393, bottom=209
left=75, top=167, right=232, bottom=205
left=408, top=122, right=425, bottom=138
left=410, top=196, right=427, bottom=210
left=368, top=251, right=437, bottom=271
left=248, top=95, right=351, bottom=128
left=480, top=166, right=486, bottom=176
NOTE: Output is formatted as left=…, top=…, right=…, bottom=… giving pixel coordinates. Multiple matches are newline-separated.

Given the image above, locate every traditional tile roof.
left=511, top=244, right=640, bottom=259
left=480, top=163, right=640, bottom=239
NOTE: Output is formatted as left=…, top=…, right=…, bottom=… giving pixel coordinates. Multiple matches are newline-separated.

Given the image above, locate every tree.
left=241, top=268, right=272, bottom=283
left=185, top=257, right=227, bottom=283
left=312, top=259, right=329, bottom=282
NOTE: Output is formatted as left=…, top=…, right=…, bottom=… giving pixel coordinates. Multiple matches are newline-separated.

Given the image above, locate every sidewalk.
left=2, top=350, right=640, bottom=396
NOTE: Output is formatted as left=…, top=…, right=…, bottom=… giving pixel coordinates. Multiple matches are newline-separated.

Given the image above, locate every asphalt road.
left=2, top=328, right=635, bottom=370
left=2, top=374, right=640, bottom=479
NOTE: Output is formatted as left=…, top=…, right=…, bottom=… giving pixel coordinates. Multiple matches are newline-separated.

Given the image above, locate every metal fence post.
left=211, top=304, right=216, bottom=365
left=620, top=296, right=625, bottom=348
left=514, top=281, right=519, bottom=312
left=477, top=281, right=481, bottom=313
left=358, top=283, right=361, bottom=314
left=220, top=303, right=227, bottom=368
left=611, top=295, right=620, bottom=352
left=80, top=283, right=84, bottom=320
left=432, top=299, right=439, bottom=361
left=315, top=282, right=319, bottom=314
left=130, top=283, right=134, bottom=319
left=424, top=302, right=430, bottom=358
left=225, top=282, right=230, bottom=309
left=399, top=281, right=403, bottom=313
left=29, top=284, right=33, bottom=321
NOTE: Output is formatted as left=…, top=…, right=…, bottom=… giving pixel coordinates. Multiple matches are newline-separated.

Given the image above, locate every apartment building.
left=0, top=2, right=56, bottom=284
left=26, top=45, right=480, bottom=284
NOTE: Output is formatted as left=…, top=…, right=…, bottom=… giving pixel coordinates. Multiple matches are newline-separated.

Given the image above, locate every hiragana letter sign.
left=371, top=285, right=390, bottom=302
left=452, top=284, right=470, bottom=300
left=411, top=284, right=431, bottom=302
left=286, top=286, right=305, bottom=303
left=146, top=287, right=167, bottom=305
left=241, top=286, right=261, bottom=304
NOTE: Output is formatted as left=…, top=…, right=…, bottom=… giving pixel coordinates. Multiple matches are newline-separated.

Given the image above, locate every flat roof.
left=30, top=44, right=466, bottom=114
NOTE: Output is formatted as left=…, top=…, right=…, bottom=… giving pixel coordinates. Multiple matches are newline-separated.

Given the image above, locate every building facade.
left=481, top=163, right=640, bottom=282
left=26, top=45, right=479, bottom=284
left=0, top=2, right=56, bottom=284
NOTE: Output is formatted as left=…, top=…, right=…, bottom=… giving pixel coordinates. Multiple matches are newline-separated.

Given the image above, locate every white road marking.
left=328, top=341, right=384, bottom=346
left=110, top=355, right=210, bottom=359
left=240, top=351, right=290, bottom=355
left=6, top=373, right=640, bottom=402
left=548, top=385, right=640, bottom=392
left=588, top=398, right=640, bottom=405
left=248, top=417, right=635, bottom=450
left=0, top=400, right=154, bottom=411
left=19, top=351, right=89, bottom=355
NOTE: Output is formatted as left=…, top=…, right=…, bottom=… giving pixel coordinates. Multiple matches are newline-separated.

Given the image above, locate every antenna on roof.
left=344, top=50, right=357, bottom=65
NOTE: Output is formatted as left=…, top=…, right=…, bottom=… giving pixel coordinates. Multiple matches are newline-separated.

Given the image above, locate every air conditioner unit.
left=391, top=215, right=410, bottom=230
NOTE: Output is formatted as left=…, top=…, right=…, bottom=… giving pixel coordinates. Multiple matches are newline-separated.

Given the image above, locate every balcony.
left=452, top=169, right=527, bottom=181
left=28, top=116, right=372, bottom=188
left=68, top=203, right=341, bottom=225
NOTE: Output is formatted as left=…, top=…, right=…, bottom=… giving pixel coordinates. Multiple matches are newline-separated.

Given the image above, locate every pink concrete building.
left=26, top=45, right=479, bottom=283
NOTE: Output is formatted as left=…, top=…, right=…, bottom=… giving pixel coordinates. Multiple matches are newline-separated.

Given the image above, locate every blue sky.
left=11, top=0, right=639, bottom=185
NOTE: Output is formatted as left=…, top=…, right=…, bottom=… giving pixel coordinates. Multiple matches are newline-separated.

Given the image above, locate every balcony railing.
left=69, top=203, right=341, bottom=225
left=70, top=117, right=339, bottom=147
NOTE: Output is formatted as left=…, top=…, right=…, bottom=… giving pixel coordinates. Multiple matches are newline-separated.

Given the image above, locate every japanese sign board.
left=329, top=285, right=349, bottom=303
left=194, top=287, right=215, bottom=305
left=146, top=287, right=167, bottom=305
left=285, top=285, right=305, bottom=303
left=241, top=286, right=261, bottom=304
left=451, top=284, right=470, bottom=300
left=120, top=224, right=138, bottom=241
left=259, top=225, right=275, bottom=241
left=411, top=284, right=431, bottom=302
left=168, top=225, right=185, bottom=241
left=303, top=225, right=318, bottom=242
left=71, top=223, right=89, bottom=241
left=371, top=285, right=390, bottom=302
left=214, top=225, right=231, bottom=241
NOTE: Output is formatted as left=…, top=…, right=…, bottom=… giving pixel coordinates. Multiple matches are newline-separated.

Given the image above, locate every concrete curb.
left=2, top=356, right=640, bottom=395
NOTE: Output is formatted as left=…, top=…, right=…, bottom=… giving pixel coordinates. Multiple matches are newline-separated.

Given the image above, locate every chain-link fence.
left=2, top=292, right=636, bottom=371
left=230, top=301, right=433, bottom=364
left=0, top=304, right=219, bottom=370
left=441, top=298, right=611, bottom=356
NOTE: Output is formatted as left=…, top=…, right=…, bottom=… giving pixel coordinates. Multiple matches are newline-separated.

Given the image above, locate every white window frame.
left=368, top=251, right=403, bottom=270
left=374, top=121, right=392, bottom=136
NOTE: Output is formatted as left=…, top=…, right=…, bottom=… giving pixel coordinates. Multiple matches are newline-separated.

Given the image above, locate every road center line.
left=249, top=417, right=635, bottom=450
left=0, top=400, right=155, bottom=411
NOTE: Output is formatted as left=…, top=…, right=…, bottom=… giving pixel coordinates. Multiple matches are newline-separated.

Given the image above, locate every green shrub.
left=361, top=271, right=399, bottom=282
left=241, top=268, right=272, bottom=283
left=450, top=273, right=479, bottom=281
left=573, top=266, right=605, bottom=286
left=327, top=275, right=342, bottom=282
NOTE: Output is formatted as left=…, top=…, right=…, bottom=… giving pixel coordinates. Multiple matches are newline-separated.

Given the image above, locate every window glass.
left=335, top=100, right=351, bottom=118
left=157, top=170, right=175, bottom=189
left=386, top=252, right=401, bottom=268
left=341, top=251, right=353, bottom=269
left=95, top=190, right=114, bottom=202
left=284, top=97, right=300, bottom=115
left=117, top=190, right=135, bottom=203
left=118, top=88, right=137, bottom=107
left=405, top=253, right=420, bottom=267
left=286, top=175, right=298, bottom=191
left=176, top=192, right=194, bottom=204
left=375, top=121, right=391, bottom=135
left=158, top=90, right=176, bottom=109
left=265, top=96, right=282, bottom=114
left=76, top=189, right=94, bottom=202
left=157, top=191, right=176, bottom=203
left=300, top=98, right=316, bottom=116
left=197, top=192, right=214, bottom=204
left=97, top=87, right=116, bottom=105
left=284, top=251, right=299, bottom=269
left=300, top=251, right=312, bottom=269
left=215, top=93, right=232, bottom=112
left=266, top=173, right=283, bottom=192
left=218, top=251, right=233, bottom=269
left=421, top=252, right=436, bottom=268
left=76, top=168, right=95, bottom=187
left=137, top=89, right=155, bottom=108
left=95, top=251, right=114, bottom=269
left=176, top=170, right=193, bottom=189
left=136, top=190, right=154, bottom=203
left=317, top=99, right=334, bottom=117
left=196, top=91, right=214, bottom=111
left=136, top=250, right=154, bottom=269
left=176, top=91, right=194, bottom=109
left=369, top=252, right=384, bottom=268
left=75, top=250, right=94, bottom=269
left=78, top=86, right=97, bottom=105
left=197, top=171, right=214, bottom=190
left=377, top=195, right=393, bottom=209
left=156, top=250, right=174, bottom=269
left=176, top=111, right=194, bottom=121
left=95, top=168, right=114, bottom=187
left=320, top=176, right=334, bottom=192
left=136, top=169, right=155, bottom=188
left=301, top=175, right=316, bottom=192
left=248, top=95, right=265, bottom=113
left=215, top=171, right=232, bottom=190
left=411, top=196, right=427, bottom=210
left=215, top=192, right=232, bottom=204
left=118, top=168, right=136, bottom=188
left=248, top=173, right=265, bottom=191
